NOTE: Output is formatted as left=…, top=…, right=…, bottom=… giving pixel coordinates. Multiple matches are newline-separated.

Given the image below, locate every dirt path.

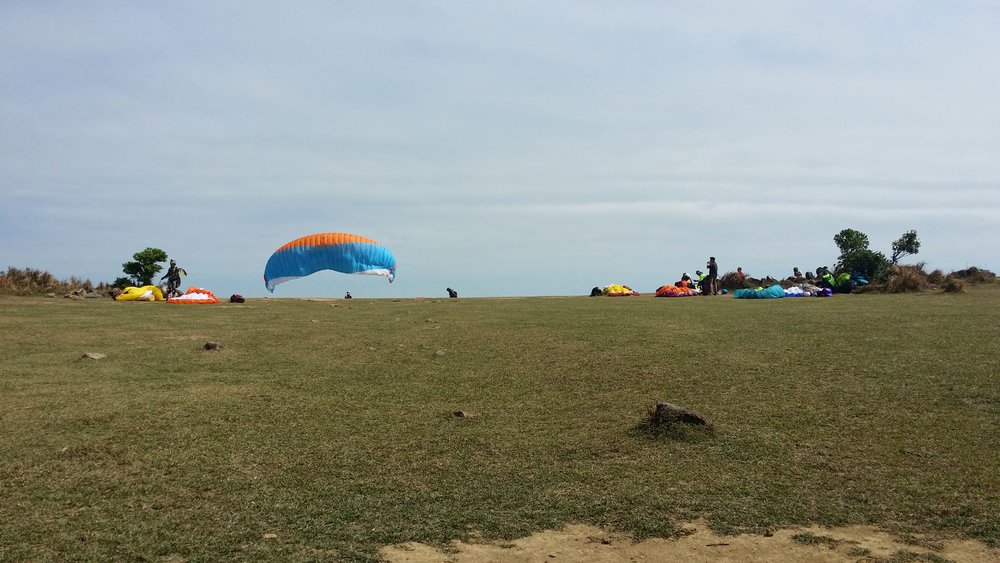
left=381, top=520, right=998, bottom=562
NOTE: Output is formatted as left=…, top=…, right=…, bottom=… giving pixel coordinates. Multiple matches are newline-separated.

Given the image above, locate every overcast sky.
left=2, top=1, right=998, bottom=297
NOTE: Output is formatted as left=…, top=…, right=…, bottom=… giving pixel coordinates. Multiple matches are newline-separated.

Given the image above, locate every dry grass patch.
left=949, top=266, right=997, bottom=285
left=382, top=520, right=997, bottom=562
left=718, top=272, right=790, bottom=291
left=884, top=264, right=930, bottom=293
left=0, top=266, right=111, bottom=296
left=942, top=277, right=965, bottom=294
left=863, top=264, right=996, bottom=294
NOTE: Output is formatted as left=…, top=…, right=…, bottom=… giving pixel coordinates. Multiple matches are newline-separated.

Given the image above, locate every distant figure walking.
left=447, top=287, right=458, bottom=298
left=707, top=257, right=719, bottom=295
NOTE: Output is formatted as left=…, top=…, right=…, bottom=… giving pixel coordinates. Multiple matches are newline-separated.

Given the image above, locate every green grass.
left=792, top=532, right=846, bottom=549
left=1, top=287, right=998, bottom=561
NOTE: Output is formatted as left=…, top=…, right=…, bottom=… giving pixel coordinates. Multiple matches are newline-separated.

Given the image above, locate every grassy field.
left=1, top=287, right=998, bottom=561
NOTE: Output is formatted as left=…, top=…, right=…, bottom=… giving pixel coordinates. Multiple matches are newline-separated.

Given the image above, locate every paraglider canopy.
left=263, top=232, right=397, bottom=293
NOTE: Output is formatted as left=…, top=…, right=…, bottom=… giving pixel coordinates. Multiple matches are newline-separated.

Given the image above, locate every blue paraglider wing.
left=264, top=233, right=397, bottom=292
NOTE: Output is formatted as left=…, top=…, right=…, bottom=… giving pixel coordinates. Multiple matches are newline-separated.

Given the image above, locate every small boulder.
left=81, top=352, right=107, bottom=360
left=204, top=342, right=221, bottom=351
left=651, top=402, right=711, bottom=427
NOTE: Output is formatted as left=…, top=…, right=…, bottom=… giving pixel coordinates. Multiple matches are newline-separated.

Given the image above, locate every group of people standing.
left=676, top=260, right=843, bottom=296
left=677, top=257, right=720, bottom=295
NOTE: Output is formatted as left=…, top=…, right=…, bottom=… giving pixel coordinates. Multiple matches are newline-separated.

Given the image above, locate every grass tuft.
left=848, top=546, right=872, bottom=557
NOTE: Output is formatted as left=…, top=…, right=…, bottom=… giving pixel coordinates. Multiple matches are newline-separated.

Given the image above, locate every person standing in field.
left=160, top=259, right=184, bottom=298
left=707, top=257, right=719, bottom=295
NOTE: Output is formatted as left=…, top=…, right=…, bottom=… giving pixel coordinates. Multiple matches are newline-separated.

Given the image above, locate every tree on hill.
left=122, top=248, right=168, bottom=286
left=833, top=228, right=888, bottom=281
left=891, top=230, right=921, bottom=265
left=832, top=228, right=921, bottom=281
left=833, top=228, right=870, bottom=261
left=840, top=249, right=889, bottom=281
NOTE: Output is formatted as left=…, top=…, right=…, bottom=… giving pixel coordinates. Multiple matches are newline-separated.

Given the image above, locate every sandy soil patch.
left=381, top=520, right=997, bottom=562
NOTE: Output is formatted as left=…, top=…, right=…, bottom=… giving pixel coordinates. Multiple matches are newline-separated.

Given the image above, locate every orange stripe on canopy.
left=275, top=233, right=380, bottom=252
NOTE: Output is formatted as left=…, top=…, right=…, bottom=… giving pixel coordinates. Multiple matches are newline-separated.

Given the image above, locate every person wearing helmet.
left=160, top=259, right=184, bottom=298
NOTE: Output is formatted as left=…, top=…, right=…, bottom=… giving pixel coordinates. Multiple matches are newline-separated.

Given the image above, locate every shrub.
left=0, top=267, right=110, bottom=296
left=840, top=249, right=890, bottom=282
left=717, top=272, right=787, bottom=291
left=717, top=272, right=750, bottom=291
left=883, top=265, right=929, bottom=293
left=949, top=266, right=996, bottom=285
left=927, top=269, right=945, bottom=285
left=942, top=277, right=965, bottom=293
left=759, top=276, right=784, bottom=288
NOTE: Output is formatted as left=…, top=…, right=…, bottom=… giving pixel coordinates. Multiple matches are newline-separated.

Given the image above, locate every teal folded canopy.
left=734, top=284, right=785, bottom=299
